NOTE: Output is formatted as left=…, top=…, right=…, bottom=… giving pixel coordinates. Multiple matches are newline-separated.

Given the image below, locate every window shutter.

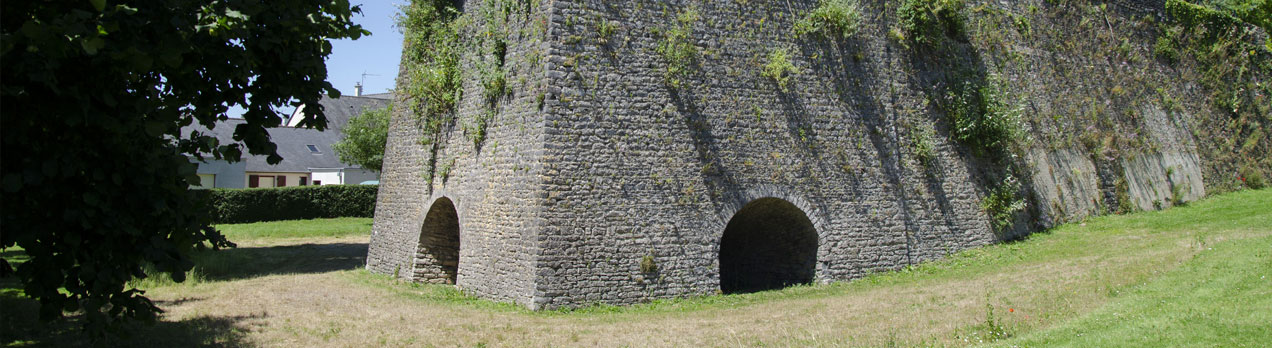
left=277, top=176, right=287, bottom=187
left=300, top=177, right=308, bottom=186
left=249, top=175, right=259, bottom=188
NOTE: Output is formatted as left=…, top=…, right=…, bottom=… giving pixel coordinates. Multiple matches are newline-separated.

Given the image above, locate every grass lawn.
left=1, top=189, right=1269, bottom=347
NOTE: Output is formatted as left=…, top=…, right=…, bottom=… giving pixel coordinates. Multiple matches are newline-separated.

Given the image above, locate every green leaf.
left=89, top=0, right=106, bottom=12
left=81, top=38, right=105, bottom=55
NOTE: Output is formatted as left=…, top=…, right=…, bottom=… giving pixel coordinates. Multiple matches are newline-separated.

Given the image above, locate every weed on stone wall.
left=897, top=0, right=967, bottom=45
left=908, top=122, right=938, bottom=169
left=981, top=175, right=1026, bottom=234
left=941, top=74, right=1022, bottom=159
left=1240, top=167, right=1266, bottom=189
left=794, top=0, right=864, bottom=40
left=761, top=48, right=800, bottom=92
left=657, top=8, right=700, bottom=88
left=896, top=0, right=1030, bottom=234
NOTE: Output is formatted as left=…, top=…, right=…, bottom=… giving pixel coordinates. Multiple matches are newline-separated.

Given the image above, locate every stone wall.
left=365, top=0, right=555, bottom=307
left=368, top=0, right=1270, bottom=309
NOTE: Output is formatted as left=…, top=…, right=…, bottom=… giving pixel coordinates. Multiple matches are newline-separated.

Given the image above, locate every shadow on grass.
left=1, top=288, right=260, bottom=347
left=183, top=242, right=367, bottom=283
left=2, top=241, right=364, bottom=345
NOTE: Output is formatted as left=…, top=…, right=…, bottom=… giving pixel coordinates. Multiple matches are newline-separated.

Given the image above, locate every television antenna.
left=359, top=71, right=381, bottom=86
left=355, top=71, right=381, bottom=96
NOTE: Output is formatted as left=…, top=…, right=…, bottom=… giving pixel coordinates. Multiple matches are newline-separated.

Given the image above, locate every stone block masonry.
left=367, top=0, right=1271, bottom=309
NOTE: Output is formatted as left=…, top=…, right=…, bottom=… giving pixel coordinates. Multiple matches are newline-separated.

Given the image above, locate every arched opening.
left=719, top=198, right=818, bottom=294
left=415, top=197, right=460, bottom=284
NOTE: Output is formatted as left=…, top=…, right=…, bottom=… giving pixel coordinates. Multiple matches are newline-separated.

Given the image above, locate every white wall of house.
left=310, top=168, right=379, bottom=185
left=245, top=172, right=312, bottom=188
left=309, top=169, right=343, bottom=185
left=191, top=158, right=246, bottom=189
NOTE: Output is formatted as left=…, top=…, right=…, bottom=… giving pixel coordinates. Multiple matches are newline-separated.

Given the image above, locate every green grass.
left=989, top=234, right=1272, bottom=346
left=214, top=217, right=373, bottom=242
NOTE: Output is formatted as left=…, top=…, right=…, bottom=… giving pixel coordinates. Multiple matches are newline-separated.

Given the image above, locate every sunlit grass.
left=216, top=217, right=373, bottom=242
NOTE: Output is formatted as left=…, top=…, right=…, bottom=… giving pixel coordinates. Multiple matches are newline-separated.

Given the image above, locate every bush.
left=1154, top=36, right=1180, bottom=63
left=941, top=75, right=1021, bottom=158
left=982, top=175, right=1026, bottom=233
left=795, top=0, right=863, bottom=39
left=205, top=185, right=379, bottom=224
left=897, top=0, right=966, bottom=45
left=1241, top=168, right=1267, bottom=190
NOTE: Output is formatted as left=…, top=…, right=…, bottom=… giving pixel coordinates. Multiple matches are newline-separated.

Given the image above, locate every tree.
left=333, top=104, right=392, bottom=172
left=0, top=0, right=367, bottom=338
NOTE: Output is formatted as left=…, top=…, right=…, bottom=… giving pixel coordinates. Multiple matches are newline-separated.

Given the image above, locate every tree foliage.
left=0, top=0, right=367, bottom=338
left=333, top=104, right=392, bottom=172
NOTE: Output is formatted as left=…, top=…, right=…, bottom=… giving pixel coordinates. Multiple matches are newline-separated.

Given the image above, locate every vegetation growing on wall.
left=981, top=175, right=1027, bottom=233
left=761, top=48, right=800, bottom=92
left=400, top=0, right=466, bottom=147
left=897, top=0, right=967, bottom=44
left=895, top=0, right=1029, bottom=234
left=795, top=0, right=864, bottom=39
left=657, top=8, right=700, bottom=88
left=400, top=0, right=536, bottom=185
left=400, top=0, right=466, bottom=187
left=1162, top=0, right=1272, bottom=191
left=941, top=75, right=1021, bottom=159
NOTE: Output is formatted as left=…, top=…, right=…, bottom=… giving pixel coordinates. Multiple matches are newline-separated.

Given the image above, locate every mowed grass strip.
left=989, top=232, right=1272, bottom=346
left=216, top=217, right=373, bottom=243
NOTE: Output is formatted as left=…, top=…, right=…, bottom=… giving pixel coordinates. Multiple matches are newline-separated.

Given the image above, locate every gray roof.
left=183, top=94, right=391, bottom=173
left=290, top=92, right=393, bottom=131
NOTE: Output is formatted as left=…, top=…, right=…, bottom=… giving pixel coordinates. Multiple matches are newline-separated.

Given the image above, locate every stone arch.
left=718, top=197, right=819, bottom=294
left=414, top=197, right=460, bottom=284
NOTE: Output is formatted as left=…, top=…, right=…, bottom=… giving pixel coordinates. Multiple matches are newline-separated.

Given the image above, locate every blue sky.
left=327, top=2, right=407, bottom=96
left=228, top=2, right=405, bottom=117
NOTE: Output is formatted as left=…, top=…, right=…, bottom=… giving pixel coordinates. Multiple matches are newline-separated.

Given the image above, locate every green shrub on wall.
left=897, top=0, right=966, bottom=44
left=205, top=185, right=379, bottom=224
left=795, top=0, right=864, bottom=39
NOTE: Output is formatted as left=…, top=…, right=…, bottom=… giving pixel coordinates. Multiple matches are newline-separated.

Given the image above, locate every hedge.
left=202, top=184, right=378, bottom=224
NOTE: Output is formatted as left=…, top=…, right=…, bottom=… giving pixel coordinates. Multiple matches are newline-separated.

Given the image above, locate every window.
left=313, top=180, right=322, bottom=186
left=300, top=177, right=308, bottom=186
left=277, top=175, right=287, bottom=187
left=249, top=175, right=259, bottom=188
left=307, top=144, right=320, bottom=153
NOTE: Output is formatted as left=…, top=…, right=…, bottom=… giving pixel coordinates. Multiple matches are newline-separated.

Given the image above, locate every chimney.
left=354, top=82, right=363, bottom=97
